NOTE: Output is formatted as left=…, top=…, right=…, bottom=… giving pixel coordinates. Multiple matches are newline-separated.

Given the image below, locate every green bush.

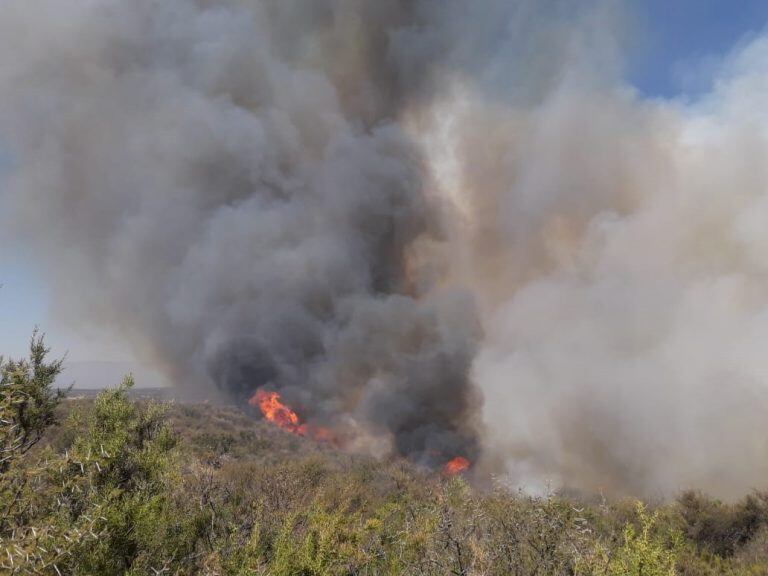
left=678, top=490, right=768, bottom=557
left=4, top=334, right=768, bottom=575
left=604, top=503, right=680, bottom=576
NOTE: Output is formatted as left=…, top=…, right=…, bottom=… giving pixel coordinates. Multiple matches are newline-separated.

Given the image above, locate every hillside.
left=4, top=341, right=768, bottom=575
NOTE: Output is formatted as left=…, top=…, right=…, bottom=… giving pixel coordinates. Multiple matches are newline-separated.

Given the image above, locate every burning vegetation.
left=250, top=388, right=469, bottom=474
left=442, top=456, right=471, bottom=476
left=5, top=0, right=768, bottom=502
left=249, top=390, right=305, bottom=435
left=249, top=389, right=334, bottom=444
left=7, top=341, right=768, bottom=575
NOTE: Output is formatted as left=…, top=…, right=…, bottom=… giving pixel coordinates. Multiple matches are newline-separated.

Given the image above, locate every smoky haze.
left=1, top=0, right=768, bottom=498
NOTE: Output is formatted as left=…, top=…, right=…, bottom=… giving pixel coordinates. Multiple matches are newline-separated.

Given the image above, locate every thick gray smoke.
left=2, top=0, right=768, bottom=497
left=0, top=0, right=494, bottom=466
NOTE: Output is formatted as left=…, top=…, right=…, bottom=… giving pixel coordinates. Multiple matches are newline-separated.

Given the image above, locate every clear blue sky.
left=2, top=0, right=768, bottom=360
left=0, top=253, right=48, bottom=355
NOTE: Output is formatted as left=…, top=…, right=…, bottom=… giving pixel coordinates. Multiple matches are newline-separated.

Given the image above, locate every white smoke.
left=455, top=27, right=768, bottom=498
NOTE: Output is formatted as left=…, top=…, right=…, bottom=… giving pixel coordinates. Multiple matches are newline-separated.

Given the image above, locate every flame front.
left=249, top=389, right=306, bottom=435
left=249, top=389, right=333, bottom=442
left=443, top=456, right=470, bottom=476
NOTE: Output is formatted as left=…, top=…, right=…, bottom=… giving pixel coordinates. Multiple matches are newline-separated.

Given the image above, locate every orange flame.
left=249, top=389, right=305, bottom=434
left=442, top=456, right=470, bottom=476
left=248, top=389, right=334, bottom=443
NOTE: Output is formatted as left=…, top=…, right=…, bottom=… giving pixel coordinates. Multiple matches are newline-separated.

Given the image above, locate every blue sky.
left=629, top=0, right=768, bottom=97
left=0, top=253, right=48, bottom=353
left=2, top=0, right=768, bottom=361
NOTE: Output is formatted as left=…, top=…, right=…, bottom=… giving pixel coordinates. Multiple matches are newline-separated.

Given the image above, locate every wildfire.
left=249, top=389, right=460, bottom=463
left=442, top=456, right=470, bottom=476
left=249, top=389, right=333, bottom=443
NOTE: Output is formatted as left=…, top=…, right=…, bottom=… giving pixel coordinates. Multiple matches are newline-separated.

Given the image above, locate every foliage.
left=3, top=334, right=768, bottom=575
left=0, top=332, right=65, bottom=473
left=0, top=338, right=188, bottom=574
left=603, top=503, right=680, bottom=576
left=677, top=490, right=768, bottom=557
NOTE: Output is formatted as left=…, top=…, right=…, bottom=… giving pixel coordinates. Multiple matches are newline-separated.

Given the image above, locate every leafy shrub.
left=604, top=503, right=680, bottom=576
left=5, top=333, right=768, bottom=575
left=678, top=490, right=768, bottom=557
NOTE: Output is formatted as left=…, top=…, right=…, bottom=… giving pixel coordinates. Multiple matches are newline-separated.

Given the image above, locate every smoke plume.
left=1, top=0, right=768, bottom=497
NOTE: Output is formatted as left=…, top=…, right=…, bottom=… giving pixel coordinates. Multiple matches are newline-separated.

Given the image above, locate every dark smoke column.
left=0, top=0, right=482, bottom=465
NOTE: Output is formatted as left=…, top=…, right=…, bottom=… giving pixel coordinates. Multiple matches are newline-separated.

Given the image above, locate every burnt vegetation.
left=2, top=337, right=768, bottom=575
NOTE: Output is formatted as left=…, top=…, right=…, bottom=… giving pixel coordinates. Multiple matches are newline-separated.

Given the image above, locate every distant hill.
left=56, top=360, right=170, bottom=390
left=65, top=386, right=179, bottom=401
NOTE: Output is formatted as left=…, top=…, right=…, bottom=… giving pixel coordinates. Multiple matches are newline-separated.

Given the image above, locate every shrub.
left=4, top=333, right=768, bottom=575
left=607, top=503, right=680, bottom=576
left=678, top=491, right=768, bottom=557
